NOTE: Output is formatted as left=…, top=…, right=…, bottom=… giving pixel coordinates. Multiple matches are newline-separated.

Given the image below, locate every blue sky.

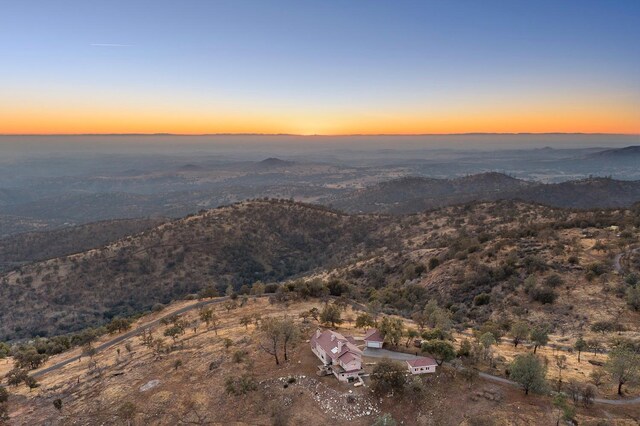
left=0, top=0, right=638, bottom=134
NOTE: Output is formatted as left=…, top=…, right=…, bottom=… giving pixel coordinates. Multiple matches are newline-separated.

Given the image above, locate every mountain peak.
left=257, top=157, right=294, bottom=167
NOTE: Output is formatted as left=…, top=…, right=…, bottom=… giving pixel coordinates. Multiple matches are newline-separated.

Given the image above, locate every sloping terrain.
left=588, top=145, right=640, bottom=159
left=0, top=200, right=391, bottom=340
left=2, top=198, right=639, bottom=343
left=516, top=177, right=640, bottom=209
left=0, top=217, right=166, bottom=272
left=3, top=298, right=639, bottom=425
left=1, top=200, right=640, bottom=425
left=327, top=174, right=640, bottom=213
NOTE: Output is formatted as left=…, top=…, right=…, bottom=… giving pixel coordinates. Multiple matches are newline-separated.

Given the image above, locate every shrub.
left=544, top=274, right=564, bottom=288
left=224, top=374, right=257, bottom=395
left=232, top=350, right=247, bottom=364
left=428, top=258, right=440, bottom=270
left=530, top=286, right=557, bottom=304
left=151, top=303, right=165, bottom=312
left=473, top=293, right=491, bottom=306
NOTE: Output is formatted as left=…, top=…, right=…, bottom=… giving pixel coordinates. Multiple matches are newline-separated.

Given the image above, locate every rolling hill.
left=589, top=145, right=640, bottom=158
left=327, top=174, right=640, bottom=214
left=0, top=200, right=392, bottom=340
left=0, top=217, right=166, bottom=273
left=2, top=196, right=639, bottom=342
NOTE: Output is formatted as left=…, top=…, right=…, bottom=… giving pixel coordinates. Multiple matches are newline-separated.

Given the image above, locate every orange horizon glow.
left=3, top=2, right=639, bottom=139
left=2, top=103, right=638, bottom=136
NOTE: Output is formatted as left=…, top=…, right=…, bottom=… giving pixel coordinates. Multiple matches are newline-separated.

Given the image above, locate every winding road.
left=31, top=296, right=233, bottom=379
left=614, top=247, right=639, bottom=275
left=15, top=248, right=640, bottom=406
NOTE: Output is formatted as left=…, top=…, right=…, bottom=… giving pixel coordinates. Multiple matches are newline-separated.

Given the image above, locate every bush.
left=151, top=303, right=165, bottom=312
left=224, top=374, right=257, bottom=395
left=208, top=358, right=223, bottom=371
left=0, top=343, right=10, bottom=359
left=473, top=293, right=491, bottom=306
left=53, top=398, right=63, bottom=411
left=232, top=350, right=247, bottom=364
left=428, top=258, right=440, bottom=270
left=544, top=274, right=564, bottom=288
left=530, top=286, right=557, bottom=304
left=591, top=321, right=623, bottom=334
left=627, top=286, right=640, bottom=311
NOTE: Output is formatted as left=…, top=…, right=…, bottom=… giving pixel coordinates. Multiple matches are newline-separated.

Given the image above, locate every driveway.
left=362, top=347, right=640, bottom=406
left=363, top=347, right=423, bottom=361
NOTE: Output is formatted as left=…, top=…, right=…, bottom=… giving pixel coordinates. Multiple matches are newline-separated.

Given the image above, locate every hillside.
left=589, top=145, right=640, bottom=158
left=1, top=200, right=640, bottom=424
left=327, top=173, right=640, bottom=214
left=0, top=200, right=391, bottom=340
left=516, top=177, right=640, bottom=209
left=2, top=198, right=640, bottom=343
left=0, top=217, right=166, bottom=272
left=2, top=298, right=639, bottom=425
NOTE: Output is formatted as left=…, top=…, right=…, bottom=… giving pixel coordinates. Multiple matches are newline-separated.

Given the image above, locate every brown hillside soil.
left=3, top=299, right=639, bottom=425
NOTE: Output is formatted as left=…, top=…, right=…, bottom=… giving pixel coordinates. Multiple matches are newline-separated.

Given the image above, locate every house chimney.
left=337, top=341, right=343, bottom=352
left=315, top=329, right=321, bottom=339
left=330, top=333, right=335, bottom=342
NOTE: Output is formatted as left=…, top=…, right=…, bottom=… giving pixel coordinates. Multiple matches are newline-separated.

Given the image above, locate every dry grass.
left=4, top=298, right=639, bottom=425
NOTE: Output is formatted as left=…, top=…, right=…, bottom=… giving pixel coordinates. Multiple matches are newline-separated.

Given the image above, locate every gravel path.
left=614, top=247, right=639, bottom=274
left=31, top=296, right=234, bottom=378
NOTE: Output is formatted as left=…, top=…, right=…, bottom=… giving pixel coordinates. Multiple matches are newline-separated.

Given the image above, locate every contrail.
left=90, top=43, right=133, bottom=47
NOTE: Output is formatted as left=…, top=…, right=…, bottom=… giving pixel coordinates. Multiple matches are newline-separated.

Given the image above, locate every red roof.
left=406, top=357, right=437, bottom=368
left=338, top=351, right=359, bottom=364
left=363, top=328, right=384, bottom=342
left=311, top=329, right=362, bottom=362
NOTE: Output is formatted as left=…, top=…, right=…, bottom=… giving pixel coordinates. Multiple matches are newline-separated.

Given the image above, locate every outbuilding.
left=363, top=328, right=384, bottom=348
left=406, top=357, right=437, bottom=374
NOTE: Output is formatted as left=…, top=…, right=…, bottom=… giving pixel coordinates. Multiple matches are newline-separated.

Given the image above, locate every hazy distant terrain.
left=326, top=174, right=640, bottom=214
left=0, top=136, right=638, bottom=236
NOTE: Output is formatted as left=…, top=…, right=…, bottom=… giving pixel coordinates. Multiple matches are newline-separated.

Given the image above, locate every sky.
left=0, top=0, right=639, bottom=135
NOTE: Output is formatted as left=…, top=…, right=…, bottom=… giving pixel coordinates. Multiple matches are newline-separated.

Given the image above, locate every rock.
left=139, top=379, right=160, bottom=392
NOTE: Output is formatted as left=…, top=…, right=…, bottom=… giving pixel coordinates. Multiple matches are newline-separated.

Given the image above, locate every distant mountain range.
left=588, top=145, right=640, bottom=158
left=326, top=173, right=640, bottom=213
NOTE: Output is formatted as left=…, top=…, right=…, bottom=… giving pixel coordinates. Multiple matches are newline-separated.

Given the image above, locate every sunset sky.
left=1, top=0, right=639, bottom=135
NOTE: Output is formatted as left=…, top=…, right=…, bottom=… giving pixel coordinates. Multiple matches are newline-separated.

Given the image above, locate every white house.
left=406, top=357, right=438, bottom=375
left=310, top=329, right=363, bottom=382
left=363, top=328, right=384, bottom=348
